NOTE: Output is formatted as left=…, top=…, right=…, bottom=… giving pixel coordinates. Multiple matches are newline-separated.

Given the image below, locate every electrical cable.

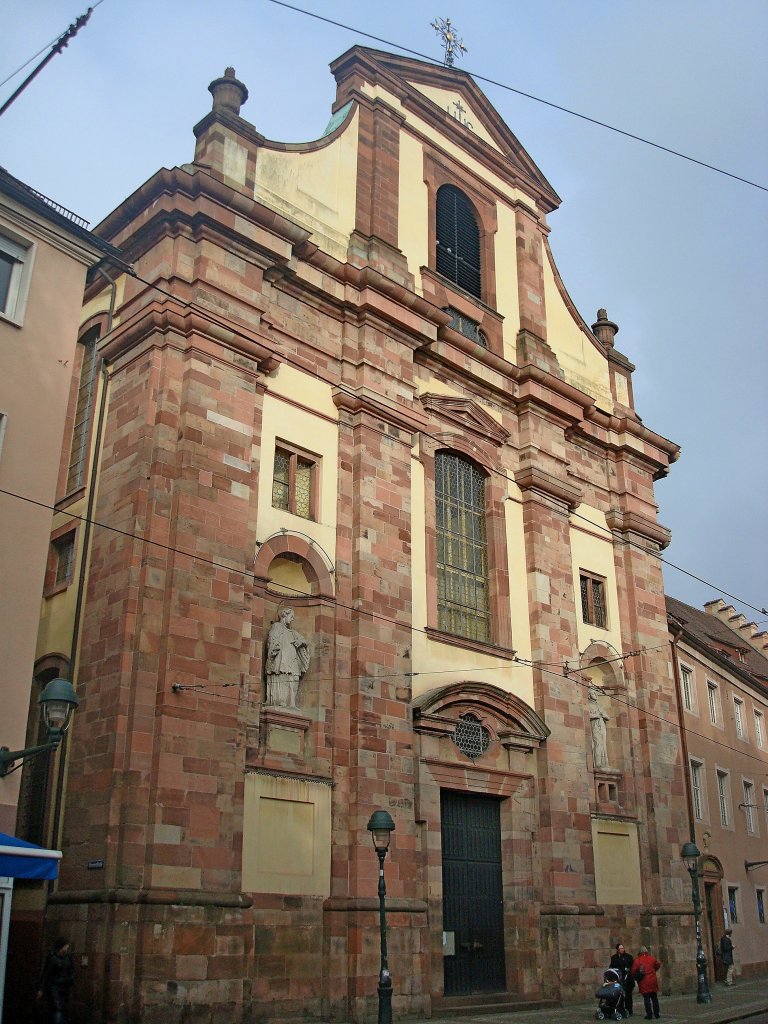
left=88, top=261, right=768, bottom=617
left=267, top=0, right=768, bottom=193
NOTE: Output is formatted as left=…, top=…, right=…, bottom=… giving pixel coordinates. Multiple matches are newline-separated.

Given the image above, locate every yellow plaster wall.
left=253, top=113, right=359, bottom=262
left=409, top=83, right=502, bottom=152
left=258, top=368, right=338, bottom=559
left=542, top=253, right=613, bottom=409
left=569, top=506, right=623, bottom=654
left=505, top=485, right=533, bottom=703
left=495, top=201, right=522, bottom=357
left=398, top=131, right=429, bottom=288
left=591, top=818, right=642, bottom=904
left=242, top=772, right=331, bottom=895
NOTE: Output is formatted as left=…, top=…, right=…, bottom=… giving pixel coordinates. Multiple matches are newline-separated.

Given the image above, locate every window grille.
left=580, top=572, right=607, bottom=628
left=435, top=184, right=482, bottom=299
left=66, top=326, right=100, bottom=493
left=435, top=451, right=490, bottom=643
left=444, top=307, right=488, bottom=348
left=54, top=533, right=75, bottom=586
left=272, top=445, right=315, bottom=520
left=453, top=713, right=490, bottom=760
left=717, top=770, right=730, bottom=827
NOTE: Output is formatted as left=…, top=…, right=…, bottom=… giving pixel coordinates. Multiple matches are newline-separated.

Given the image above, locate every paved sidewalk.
left=403, top=978, right=768, bottom=1024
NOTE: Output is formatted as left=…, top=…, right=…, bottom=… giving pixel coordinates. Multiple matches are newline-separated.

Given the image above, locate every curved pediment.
left=413, top=681, right=549, bottom=751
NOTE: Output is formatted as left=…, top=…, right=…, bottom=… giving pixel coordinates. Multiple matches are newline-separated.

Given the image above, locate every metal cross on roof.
left=431, top=17, right=468, bottom=68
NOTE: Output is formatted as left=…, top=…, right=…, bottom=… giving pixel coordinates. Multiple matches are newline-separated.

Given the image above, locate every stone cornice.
left=605, top=509, right=672, bottom=550
left=332, top=385, right=430, bottom=434
left=514, top=465, right=583, bottom=510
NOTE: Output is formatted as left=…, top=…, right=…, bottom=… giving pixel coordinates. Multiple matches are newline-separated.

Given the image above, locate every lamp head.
left=681, top=840, right=701, bottom=872
left=39, top=678, right=79, bottom=741
left=367, top=809, right=395, bottom=853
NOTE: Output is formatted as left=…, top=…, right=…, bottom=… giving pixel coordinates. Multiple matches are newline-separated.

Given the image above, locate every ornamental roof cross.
left=431, top=17, right=468, bottom=67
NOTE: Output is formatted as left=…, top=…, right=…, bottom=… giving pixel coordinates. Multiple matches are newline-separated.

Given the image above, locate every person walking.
left=610, top=942, right=635, bottom=1016
left=37, top=937, right=75, bottom=1024
left=631, top=945, right=662, bottom=1020
left=719, top=928, right=735, bottom=985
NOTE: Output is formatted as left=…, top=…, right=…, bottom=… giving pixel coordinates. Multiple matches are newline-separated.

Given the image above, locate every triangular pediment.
left=421, top=394, right=510, bottom=447
left=331, top=47, right=560, bottom=212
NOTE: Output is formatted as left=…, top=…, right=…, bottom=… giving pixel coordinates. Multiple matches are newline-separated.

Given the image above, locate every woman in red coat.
left=631, top=946, right=662, bottom=1020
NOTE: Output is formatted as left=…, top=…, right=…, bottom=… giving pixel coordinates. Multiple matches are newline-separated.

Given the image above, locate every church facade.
left=35, top=48, right=696, bottom=1023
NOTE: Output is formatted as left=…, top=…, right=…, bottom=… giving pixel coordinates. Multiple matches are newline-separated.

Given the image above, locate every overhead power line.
left=267, top=0, right=768, bottom=194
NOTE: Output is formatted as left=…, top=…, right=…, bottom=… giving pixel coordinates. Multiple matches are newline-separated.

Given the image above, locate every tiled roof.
left=667, top=596, right=768, bottom=688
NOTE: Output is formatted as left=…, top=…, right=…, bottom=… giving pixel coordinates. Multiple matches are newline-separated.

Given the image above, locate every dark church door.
left=441, top=790, right=506, bottom=995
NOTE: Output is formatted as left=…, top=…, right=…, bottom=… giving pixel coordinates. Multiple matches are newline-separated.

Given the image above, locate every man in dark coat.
left=37, top=937, right=75, bottom=1024
left=719, top=928, right=735, bottom=986
left=610, top=942, right=635, bottom=1016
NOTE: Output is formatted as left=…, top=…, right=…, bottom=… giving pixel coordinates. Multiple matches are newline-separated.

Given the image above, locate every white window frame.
left=742, top=779, right=756, bottom=835
left=707, top=681, right=721, bottom=725
left=680, top=664, right=694, bottom=712
left=690, top=759, right=705, bottom=821
left=755, top=710, right=765, bottom=749
left=716, top=769, right=731, bottom=829
left=733, top=696, right=745, bottom=739
left=0, top=230, right=34, bottom=325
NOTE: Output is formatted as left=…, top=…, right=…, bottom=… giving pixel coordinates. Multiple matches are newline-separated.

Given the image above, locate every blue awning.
left=0, top=833, right=61, bottom=880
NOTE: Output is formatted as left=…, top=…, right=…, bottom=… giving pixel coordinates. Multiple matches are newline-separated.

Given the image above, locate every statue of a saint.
left=265, top=608, right=310, bottom=708
left=588, top=687, right=610, bottom=769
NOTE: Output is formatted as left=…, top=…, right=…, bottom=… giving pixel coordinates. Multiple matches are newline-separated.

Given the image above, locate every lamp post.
left=367, top=809, right=396, bottom=1024
left=681, top=841, right=712, bottom=1003
left=0, top=677, right=79, bottom=777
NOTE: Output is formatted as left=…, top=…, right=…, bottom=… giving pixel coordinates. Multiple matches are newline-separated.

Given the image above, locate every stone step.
left=430, top=994, right=560, bottom=1018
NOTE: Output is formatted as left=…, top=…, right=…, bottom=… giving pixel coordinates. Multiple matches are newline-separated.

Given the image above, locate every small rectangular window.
left=707, top=682, right=720, bottom=725
left=755, top=710, right=765, bottom=749
left=53, top=532, right=75, bottom=586
left=743, top=780, right=756, bottom=834
left=728, top=886, right=739, bottom=924
left=690, top=761, right=704, bottom=821
left=0, top=233, right=30, bottom=322
left=580, top=571, right=607, bottom=629
left=734, top=697, right=745, bottom=739
left=272, top=443, right=318, bottom=520
left=717, top=770, right=730, bottom=828
left=681, top=665, right=693, bottom=711
left=757, top=889, right=765, bottom=925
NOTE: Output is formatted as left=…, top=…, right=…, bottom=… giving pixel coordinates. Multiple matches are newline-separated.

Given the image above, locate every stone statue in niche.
left=265, top=607, right=310, bottom=708
left=588, top=686, right=610, bottom=769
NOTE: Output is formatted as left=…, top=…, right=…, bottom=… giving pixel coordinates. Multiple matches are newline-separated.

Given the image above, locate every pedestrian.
left=37, top=937, right=75, bottom=1024
left=610, top=941, right=635, bottom=1016
left=631, top=945, right=662, bottom=1020
left=719, top=928, right=735, bottom=986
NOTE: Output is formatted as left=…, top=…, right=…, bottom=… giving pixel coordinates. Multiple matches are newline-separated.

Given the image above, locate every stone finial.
left=592, top=308, right=619, bottom=349
left=208, top=67, right=249, bottom=116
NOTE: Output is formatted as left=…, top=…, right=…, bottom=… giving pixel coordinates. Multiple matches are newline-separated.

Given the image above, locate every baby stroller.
left=595, top=967, right=627, bottom=1020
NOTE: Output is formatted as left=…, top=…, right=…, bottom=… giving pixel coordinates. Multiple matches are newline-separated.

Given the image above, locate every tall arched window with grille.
left=66, top=324, right=101, bottom=494
left=435, top=184, right=482, bottom=300
left=435, top=450, right=490, bottom=642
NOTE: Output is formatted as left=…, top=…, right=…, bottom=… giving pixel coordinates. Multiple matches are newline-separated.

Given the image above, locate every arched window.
left=66, top=324, right=101, bottom=494
left=435, top=184, right=482, bottom=300
left=435, top=451, right=490, bottom=642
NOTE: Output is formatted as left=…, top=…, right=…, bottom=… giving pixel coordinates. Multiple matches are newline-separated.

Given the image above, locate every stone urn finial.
left=208, top=67, right=249, bottom=116
left=592, top=308, right=619, bottom=349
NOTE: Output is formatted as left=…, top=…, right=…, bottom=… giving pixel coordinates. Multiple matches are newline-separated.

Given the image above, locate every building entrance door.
left=441, top=790, right=506, bottom=996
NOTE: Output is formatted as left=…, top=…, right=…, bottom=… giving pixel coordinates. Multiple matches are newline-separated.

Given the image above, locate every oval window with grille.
left=453, top=713, right=491, bottom=760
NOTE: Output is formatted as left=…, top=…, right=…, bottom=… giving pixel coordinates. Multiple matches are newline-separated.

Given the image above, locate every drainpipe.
left=49, top=264, right=117, bottom=862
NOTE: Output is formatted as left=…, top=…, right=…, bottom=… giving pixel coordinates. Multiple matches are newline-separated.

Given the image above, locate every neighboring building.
left=34, top=51, right=694, bottom=1023
left=668, top=596, right=768, bottom=982
left=0, top=168, right=121, bottom=1019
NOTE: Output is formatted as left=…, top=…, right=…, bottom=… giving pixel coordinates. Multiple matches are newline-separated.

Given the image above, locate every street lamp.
left=0, top=678, right=79, bottom=777
left=681, top=841, right=712, bottom=1003
left=367, top=809, right=396, bottom=1024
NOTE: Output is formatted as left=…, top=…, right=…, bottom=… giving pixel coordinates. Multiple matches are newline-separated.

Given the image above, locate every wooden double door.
left=441, top=790, right=506, bottom=996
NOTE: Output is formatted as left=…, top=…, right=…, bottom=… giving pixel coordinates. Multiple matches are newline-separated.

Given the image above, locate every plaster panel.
left=409, top=83, right=503, bottom=151
left=254, top=113, right=359, bottom=261
left=591, top=818, right=642, bottom=905
left=569, top=506, right=623, bottom=655
left=398, top=131, right=429, bottom=287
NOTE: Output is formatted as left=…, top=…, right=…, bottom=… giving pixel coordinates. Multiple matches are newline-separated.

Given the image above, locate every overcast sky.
left=2, top=0, right=766, bottom=625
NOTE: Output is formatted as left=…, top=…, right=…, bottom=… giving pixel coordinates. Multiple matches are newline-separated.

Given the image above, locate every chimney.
left=208, top=67, right=249, bottom=116
left=592, top=308, right=619, bottom=349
